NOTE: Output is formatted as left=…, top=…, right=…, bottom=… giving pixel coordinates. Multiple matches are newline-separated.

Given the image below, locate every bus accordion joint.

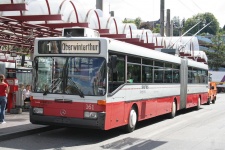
left=97, top=100, right=106, bottom=105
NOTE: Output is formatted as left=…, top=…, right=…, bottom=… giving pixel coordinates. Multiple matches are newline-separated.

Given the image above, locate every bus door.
left=180, top=59, right=188, bottom=109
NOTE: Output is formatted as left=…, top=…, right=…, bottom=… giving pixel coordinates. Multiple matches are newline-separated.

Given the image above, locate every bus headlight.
left=33, top=107, right=43, bottom=114
left=84, top=111, right=97, bottom=119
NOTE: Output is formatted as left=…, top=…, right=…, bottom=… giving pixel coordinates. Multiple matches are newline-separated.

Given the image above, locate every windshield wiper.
left=67, top=78, right=84, bottom=98
left=43, top=90, right=48, bottom=95
left=62, top=58, right=84, bottom=98
left=43, top=78, right=62, bottom=96
left=43, top=84, right=49, bottom=95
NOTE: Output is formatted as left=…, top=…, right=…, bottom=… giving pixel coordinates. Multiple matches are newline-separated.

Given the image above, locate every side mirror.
left=108, top=55, right=117, bottom=69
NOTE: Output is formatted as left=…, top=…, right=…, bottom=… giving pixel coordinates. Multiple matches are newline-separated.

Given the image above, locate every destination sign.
left=61, top=41, right=100, bottom=54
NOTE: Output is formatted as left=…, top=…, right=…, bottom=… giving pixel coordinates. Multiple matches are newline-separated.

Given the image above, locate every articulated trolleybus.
left=30, top=27, right=208, bottom=132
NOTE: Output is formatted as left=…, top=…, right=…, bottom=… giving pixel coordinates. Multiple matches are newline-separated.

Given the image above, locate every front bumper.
left=29, top=109, right=106, bottom=130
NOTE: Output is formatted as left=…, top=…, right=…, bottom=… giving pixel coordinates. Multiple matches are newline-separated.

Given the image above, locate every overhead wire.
left=119, top=0, right=154, bottom=18
left=191, top=0, right=205, bottom=13
left=177, top=0, right=197, bottom=14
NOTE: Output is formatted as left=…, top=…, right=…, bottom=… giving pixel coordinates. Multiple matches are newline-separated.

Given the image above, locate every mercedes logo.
left=60, top=109, right=66, bottom=116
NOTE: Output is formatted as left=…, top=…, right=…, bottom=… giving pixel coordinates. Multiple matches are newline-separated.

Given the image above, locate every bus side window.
left=108, top=53, right=125, bottom=93
left=127, top=56, right=141, bottom=83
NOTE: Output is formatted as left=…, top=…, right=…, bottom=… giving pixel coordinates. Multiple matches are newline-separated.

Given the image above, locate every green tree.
left=134, top=17, right=142, bottom=29
left=183, top=12, right=219, bottom=35
left=205, top=34, right=225, bottom=70
left=123, top=17, right=142, bottom=29
left=123, top=18, right=133, bottom=23
left=152, top=24, right=160, bottom=33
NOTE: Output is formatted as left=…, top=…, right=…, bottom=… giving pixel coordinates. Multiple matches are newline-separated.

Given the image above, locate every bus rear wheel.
left=125, top=107, right=137, bottom=133
left=168, top=101, right=176, bottom=118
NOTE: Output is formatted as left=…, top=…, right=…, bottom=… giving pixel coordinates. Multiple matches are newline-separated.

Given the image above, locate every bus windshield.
left=33, top=56, right=106, bottom=96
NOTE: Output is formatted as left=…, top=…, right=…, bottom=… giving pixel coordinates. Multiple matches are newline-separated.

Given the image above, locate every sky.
left=4, top=0, right=224, bottom=27
left=82, top=0, right=225, bottom=28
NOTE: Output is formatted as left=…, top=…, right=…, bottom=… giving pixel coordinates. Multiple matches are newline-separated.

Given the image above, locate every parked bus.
left=30, top=28, right=209, bottom=132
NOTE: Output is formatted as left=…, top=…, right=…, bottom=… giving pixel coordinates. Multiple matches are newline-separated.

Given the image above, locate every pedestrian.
left=0, top=74, right=9, bottom=124
left=23, top=84, right=31, bottom=108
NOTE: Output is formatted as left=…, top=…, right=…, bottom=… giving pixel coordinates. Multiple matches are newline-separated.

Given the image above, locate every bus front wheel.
left=196, top=98, right=201, bottom=110
left=125, top=107, right=137, bottom=133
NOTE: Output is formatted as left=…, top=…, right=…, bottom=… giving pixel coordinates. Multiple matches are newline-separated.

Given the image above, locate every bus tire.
left=196, top=97, right=201, bottom=110
left=169, top=101, right=176, bottom=118
left=125, top=107, right=137, bottom=133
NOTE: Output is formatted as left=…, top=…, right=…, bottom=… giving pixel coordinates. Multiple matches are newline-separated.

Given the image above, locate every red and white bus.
left=30, top=28, right=209, bottom=132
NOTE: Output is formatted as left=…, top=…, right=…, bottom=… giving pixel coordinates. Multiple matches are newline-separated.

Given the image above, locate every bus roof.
left=108, top=38, right=181, bottom=64
left=188, top=59, right=208, bottom=70
left=34, top=36, right=208, bottom=70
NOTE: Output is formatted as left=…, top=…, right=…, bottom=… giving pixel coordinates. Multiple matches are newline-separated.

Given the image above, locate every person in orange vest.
left=0, top=74, right=9, bottom=124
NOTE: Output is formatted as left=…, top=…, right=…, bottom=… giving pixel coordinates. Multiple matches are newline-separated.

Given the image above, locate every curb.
left=0, top=126, right=59, bottom=142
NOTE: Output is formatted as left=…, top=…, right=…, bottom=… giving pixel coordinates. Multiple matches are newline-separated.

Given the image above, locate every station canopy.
left=0, top=0, right=164, bottom=55
left=0, top=0, right=95, bottom=54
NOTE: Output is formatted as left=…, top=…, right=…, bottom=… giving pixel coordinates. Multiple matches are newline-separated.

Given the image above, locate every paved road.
left=0, top=94, right=225, bottom=150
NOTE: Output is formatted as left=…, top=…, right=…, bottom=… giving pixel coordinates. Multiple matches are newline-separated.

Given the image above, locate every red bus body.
left=30, top=29, right=209, bottom=132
